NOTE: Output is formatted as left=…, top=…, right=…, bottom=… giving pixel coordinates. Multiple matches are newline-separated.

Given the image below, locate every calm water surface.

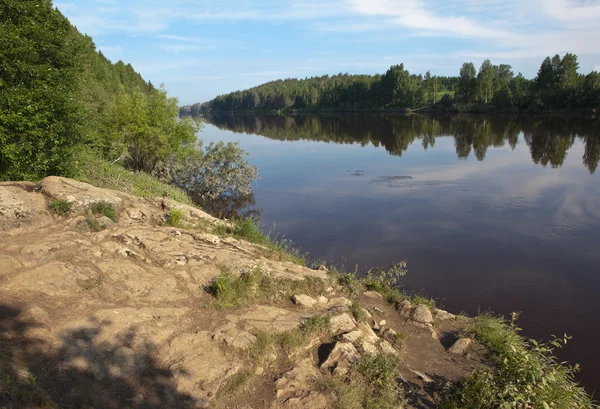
left=202, top=114, right=600, bottom=392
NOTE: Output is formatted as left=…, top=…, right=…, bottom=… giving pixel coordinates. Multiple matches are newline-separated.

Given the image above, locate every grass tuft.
left=165, top=207, right=184, bottom=227
left=349, top=301, right=369, bottom=323
left=49, top=199, right=72, bottom=216
left=90, top=201, right=118, bottom=222
left=217, top=371, right=254, bottom=397
left=320, top=353, right=406, bottom=409
left=206, top=266, right=328, bottom=310
left=214, top=218, right=307, bottom=266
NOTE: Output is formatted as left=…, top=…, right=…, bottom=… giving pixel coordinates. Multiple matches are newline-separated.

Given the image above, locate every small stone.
left=325, top=287, right=334, bottom=293
left=434, top=309, right=456, bottom=321
left=317, top=295, right=329, bottom=304
left=342, top=330, right=363, bottom=343
left=329, top=313, right=357, bottom=334
left=363, top=290, right=383, bottom=300
left=385, top=328, right=397, bottom=337
left=379, top=340, right=398, bottom=356
left=360, top=308, right=372, bottom=318
left=371, top=319, right=379, bottom=331
left=371, top=307, right=385, bottom=315
left=328, top=297, right=352, bottom=308
left=448, top=338, right=472, bottom=355
left=321, top=342, right=360, bottom=376
left=410, top=369, right=433, bottom=383
left=412, top=305, right=433, bottom=324
left=127, top=209, right=145, bottom=220
left=317, top=265, right=329, bottom=272
left=362, top=341, right=378, bottom=355
left=255, top=367, right=264, bottom=375
left=379, top=320, right=387, bottom=327
left=398, top=300, right=413, bottom=317
left=357, top=322, right=379, bottom=344
left=293, top=294, right=317, bottom=307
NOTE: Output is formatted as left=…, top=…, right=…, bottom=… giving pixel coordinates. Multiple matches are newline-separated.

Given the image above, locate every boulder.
left=362, top=290, right=383, bottom=300
left=379, top=340, right=399, bottom=356
left=412, top=305, right=433, bottom=324
left=329, top=313, right=356, bottom=335
left=448, top=338, right=472, bottom=355
left=320, top=342, right=360, bottom=376
left=293, top=294, right=318, bottom=307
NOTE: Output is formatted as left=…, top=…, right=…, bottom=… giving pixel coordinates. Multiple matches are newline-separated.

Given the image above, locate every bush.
left=165, top=207, right=184, bottom=227
left=49, top=199, right=72, bottom=216
left=440, top=313, right=596, bottom=409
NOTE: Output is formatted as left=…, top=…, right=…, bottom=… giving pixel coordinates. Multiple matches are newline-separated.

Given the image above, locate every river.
left=201, top=113, right=600, bottom=393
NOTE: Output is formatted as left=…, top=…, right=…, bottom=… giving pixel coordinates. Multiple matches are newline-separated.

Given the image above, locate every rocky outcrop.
left=0, top=176, right=484, bottom=409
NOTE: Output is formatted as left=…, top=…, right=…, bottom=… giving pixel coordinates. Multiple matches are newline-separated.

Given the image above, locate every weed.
left=320, top=353, right=406, bottom=409
left=165, top=207, right=184, bottom=227
left=217, top=371, right=253, bottom=397
left=336, top=267, right=364, bottom=296
left=410, top=294, right=436, bottom=308
left=440, top=313, right=596, bottom=409
left=90, top=201, right=118, bottom=222
left=77, top=272, right=107, bottom=291
left=349, top=301, right=369, bottom=323
left=49, top=199, right=72, bottom=216
left=214, top=218, right=307, bottom=266
left=300, top=315, right=330, bottom=334
left=247, top=332, right=275, bottom=365
left=206, top=266, right=328, bottom=310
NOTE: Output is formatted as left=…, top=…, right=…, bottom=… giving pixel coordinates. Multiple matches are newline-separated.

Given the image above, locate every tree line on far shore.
left=183, top=53, right=600, bottom=115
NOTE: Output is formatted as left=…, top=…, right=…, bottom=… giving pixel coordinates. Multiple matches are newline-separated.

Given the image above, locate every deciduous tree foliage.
left=0, top=0, right=83, bottom=179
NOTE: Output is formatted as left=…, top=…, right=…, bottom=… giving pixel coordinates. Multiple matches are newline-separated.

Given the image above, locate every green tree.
left=457, top=62, right=477, bottom=104
left=107, top=86, right=198, bottom=172
left=0, top=0, right=84, bottom=180
left=477, top=60, right=494, bottom=104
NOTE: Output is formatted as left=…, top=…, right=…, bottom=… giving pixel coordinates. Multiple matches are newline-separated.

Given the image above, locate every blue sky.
left=55, top=0, right=600, bottom=105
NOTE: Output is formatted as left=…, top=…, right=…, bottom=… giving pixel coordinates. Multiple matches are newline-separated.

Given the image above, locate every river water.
left=201, top=113, right=600, bottom=392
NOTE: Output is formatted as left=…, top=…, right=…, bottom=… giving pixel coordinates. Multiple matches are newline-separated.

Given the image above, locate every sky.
left=55, top=0, right=600, bottom=105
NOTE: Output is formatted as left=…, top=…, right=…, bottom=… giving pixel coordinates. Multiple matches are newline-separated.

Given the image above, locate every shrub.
left=440, top=313, right=596, bottom=409
left=322, top=353, right=405, bottom=409
left=165, top=207, right=184, bottom=227
left=349, top=302, right=369, bottom=323
left=49, top=199, right=72, bottom=216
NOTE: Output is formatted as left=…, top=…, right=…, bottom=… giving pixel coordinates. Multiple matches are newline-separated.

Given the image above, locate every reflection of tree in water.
left=208, top=113, right=600, bottom=174
left=189, top=191, right=261, bottom=220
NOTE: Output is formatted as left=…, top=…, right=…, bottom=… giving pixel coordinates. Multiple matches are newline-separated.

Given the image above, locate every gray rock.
left=342, top=330, right=363, bottom=343
left=379, top=340, right=399, bottom=356
left=362, top=341, right=378, bottom=355
left=412, top=305, right=433, bottom=323
left=293, top=294, right=318, bottom=307
left=448, top=338, right=472, bottom=355
left=362, top=290, right=383, bottom=299
left=330, top=313, right=357, bottom=334
left=320, top=342, right=360, bottom=376
left=398, top=300, right=413, bottom=317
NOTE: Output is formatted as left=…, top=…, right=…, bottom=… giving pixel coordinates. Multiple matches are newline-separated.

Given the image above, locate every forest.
left=185, top=54, right=600, bottom=114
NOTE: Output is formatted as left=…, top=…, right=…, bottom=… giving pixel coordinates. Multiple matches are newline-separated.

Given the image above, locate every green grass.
left=349, top=301, right=369, bottom=323
left=165, top=207, right=184, bottom=227
left=0, top=355, right=56, bottom=409
left=214, top=218, right=307, bottom=266
left=75, top=150, right=192, bottom=205
left=247, top=331, right=276, bottom=365
left=320, top=353, right=405, bottom=409
left=217, top=371, right=254, bottom=397
left=440, top=312, right=597, bottom=409
left=90, top=201, right=118, bottom=222
left=206, top=266, right=328, bottom=310
left=49, top=199, right=72, bottom=216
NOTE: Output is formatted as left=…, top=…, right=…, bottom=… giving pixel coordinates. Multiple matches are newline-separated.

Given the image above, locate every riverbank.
left=0, top=174, right=595, bottom=408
